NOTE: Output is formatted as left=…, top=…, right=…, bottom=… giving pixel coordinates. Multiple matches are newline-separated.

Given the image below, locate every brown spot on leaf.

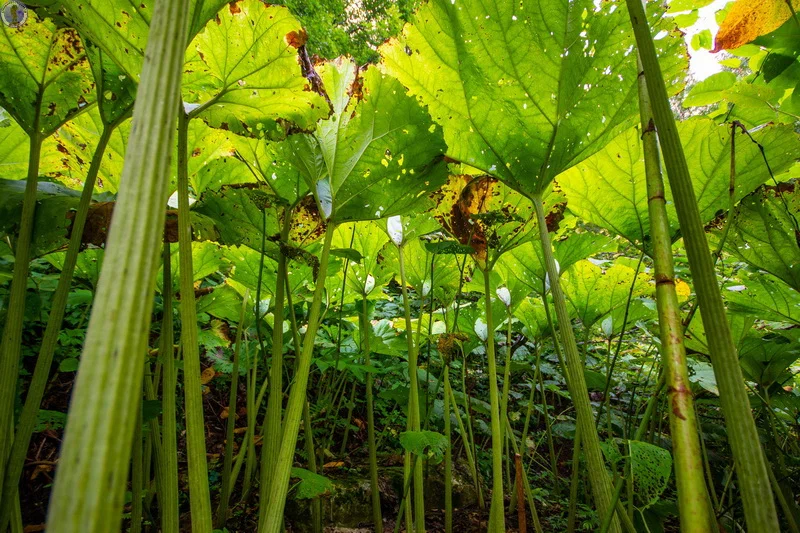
left=286, top=29, right=308, bottom=48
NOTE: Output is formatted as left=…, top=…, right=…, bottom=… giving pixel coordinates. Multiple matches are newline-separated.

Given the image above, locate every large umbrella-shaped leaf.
left=332, top=222, right=392, bottom=297
left=285, top=58, right=447, bottom=223
left=193, top=184, right=326, bottom=258
left=561, top=259, right=652, bottom=331
left=0, top=10, right=94, bottom=136
left=724, top=274, right=800, bottom=325
left=0, top=115, right=63, bottom=180
left=232, top=135, right=309, bottom=205
left=497, top=231, right=613, bottom=296
left=738, top=332, right=800, bottom=388
left=36, top=0, right=229, bottom=81
left=182, top=0, right=329, bottom=138
left=559, top=119, right=800, bottom=251
left=381, top=0, right=686, bottom=196
left=722, top=185, right=800, bottom=292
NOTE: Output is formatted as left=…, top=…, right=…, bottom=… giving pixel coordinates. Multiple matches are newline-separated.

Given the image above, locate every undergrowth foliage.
left=0, top=0, right=799, bottom=532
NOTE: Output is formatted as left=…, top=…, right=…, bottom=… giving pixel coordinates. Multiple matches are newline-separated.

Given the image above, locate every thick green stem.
left=130, top=404, right=143, bottom=533
left=258, top=209, right=292, bottom=524
left=537, top=347, right=559, bottom=494
left=361, top=298, right=383, bottom=533
left=567, top=425, right=581, bottom=533
left=0, top=130, right=42, bottom=498
left=159, top=243, right=179, bottom=533
left=443, top=364, right=453, bottom=533
left=285, top=286, right=323, bottom=533
left=397, top=245, right=425, bottom=533
left=624, top=2, right=779, bottom=530
left=216, top=290, right=249, bottom=527
left=177, top=110, right=213, bottom=532
left=446, top=378, right=482, bottom=508
left=532, top=194, right=620, bottom=533
left=260, top=222, right=335, bottom=533
left=480, top=268, right=506, bottom=533
left=0, top=123, right=116, bottom=528
left=637, top=55, right=714, bottom=532
left=46, top=1, right=191, bottom=529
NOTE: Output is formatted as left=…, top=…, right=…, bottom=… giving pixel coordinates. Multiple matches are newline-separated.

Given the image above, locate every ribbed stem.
left=397, top=245, right=426, bottom=533
left=532, top=194, right=620, bottom=533
left=637, top=54, right=714, bottom=532
left=177, top=109, right=213, bottom=532
left=258, top=209, right=292, bottom=525
left=443, top=364, right=453, bottom=533
left=159, top=243, right=179, bottom=533
left=0, top=129, right=42, bottom=499
left=46, top=1, right=191, bottom=529
left=216, top=289, right=249, bottom=527
left=361, top=297, right=383, bottom=533
left=624, top=1, right=779, bottom=530
left=130, top=403, right=143, bottom=533
left=0, top=123, right=115, bottom=529
left=260, top=223, right=335, bottom=533
left=481, top=268, right=506, bottom=533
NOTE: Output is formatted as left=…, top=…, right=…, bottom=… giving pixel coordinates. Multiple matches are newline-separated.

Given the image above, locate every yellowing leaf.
left=714, top=0, right=800, bottom=51
left=200, top=367, right=216, bottom=385
left=675, top=279, right=692, bottom=301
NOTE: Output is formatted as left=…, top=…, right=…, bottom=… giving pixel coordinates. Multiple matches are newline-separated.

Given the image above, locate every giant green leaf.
left=724, top=274, right=800, bottom=325
left=0, top=115, right=36, bottom=179
left=45, top=248, right=104, bottom=288
left=284, top=59, right=447, bottom=223
left=497, top=231, right=613, bottom=297
left=382, top=0, right=686, bottom=197
left=182, top=0, right=329, bottom=138
left=738, top=332, right=800, bottom=387
left=40, top=0, right=229, bottom=82
left=42, top=109, right=129, bottom=192
left=515, top=297, right=553, bottom=340
left=231, top=135, right=309, bottom=205
left=562, top=259, right=652, bottom=330
left=722, top=185, right=800, bottom=291
left=333, top=222, right=392, bottom=297
left=684, top=311, right=755, bottom=357
left=559, top=119, right=800, bottom=251
left=194, top=184, right=326, bottom=261
left=0, top=9, right=94, bottom=136
left=0, top=180, right=81, bottom=256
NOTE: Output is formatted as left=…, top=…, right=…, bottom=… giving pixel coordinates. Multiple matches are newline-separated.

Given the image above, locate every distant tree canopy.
left=282, top=0, right=419, bottom=64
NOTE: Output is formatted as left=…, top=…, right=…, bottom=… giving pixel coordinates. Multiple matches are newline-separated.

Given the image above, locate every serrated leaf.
left=382, top=0, right=687, bottom=196
left=0, top=10, right=95, bottom=135
left=722, top=186, right=800, bottom=292
left=49, top=0, right=228, bottom=82
left=683, top=71, right=737, bottom=107
left=724, top=274, right=800, bottom=325
left=562, top=260, right=652, bottom=330
left=284, top=59, right=447, bottom=223
left=559, top=119, right=800, bottom=251
left=183, top=0, right=329, bottom=138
